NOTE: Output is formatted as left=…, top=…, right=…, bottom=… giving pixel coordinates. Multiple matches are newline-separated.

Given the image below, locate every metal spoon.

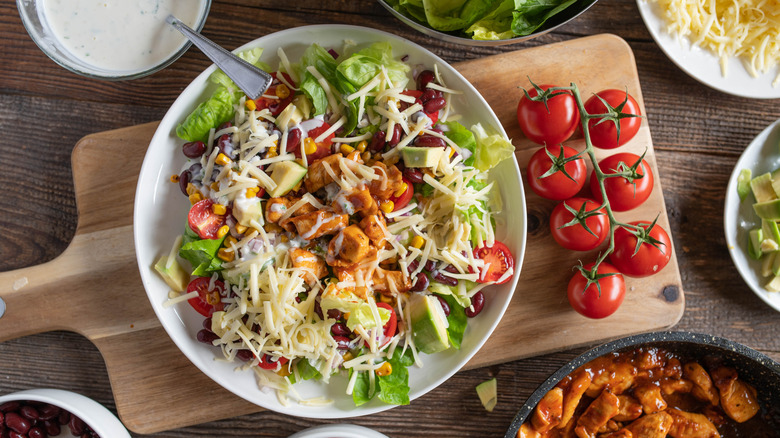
left=166, top=15, right=272, bottom=100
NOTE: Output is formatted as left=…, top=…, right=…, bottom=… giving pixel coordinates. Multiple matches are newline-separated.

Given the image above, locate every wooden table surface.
left=1, top=1, right=778, bottom=437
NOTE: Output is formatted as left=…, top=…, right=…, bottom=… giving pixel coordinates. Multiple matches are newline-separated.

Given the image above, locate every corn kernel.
left=385, top=155, right=399, bottom=166
left=245, top=99, right=257, bottom=111
left=212, top=203, right=227, bottom=215
left=215, top=153, right=231, bottom=166
left=376, top=361, right=392, bottom=377
left=344, top=312, right=350, bottom=320
left=188, top=192, right=203, bottom=204
left=210, top=182, right=220, bottom=191
left=380, top=200, right=395, bottom=213
left=275, top=84, right=291, bottom=99
left=361, top=151, right=372, bottom=162
left=276, top=366, right=291, bottom=377
left=411, top=235, right=425, bottom=249
left=394, top=182, right=408, bottom=198
left=235, top=223, right=248, bottom=234
left=225, top=235, right=238, bottom=247
left=449, top=148, right=456, bottom=158
left=246, top=186, right=260, bottom=198
left=340, top=144, right=355, bottom=155
left=295, top=158, right=306, bottom=167
left=217, top=248, right=235, bottom=262
left=343, top=351, right=354, bottom=362
left=379, top=294, right=394, bottom=305
left=216, top=225, right=230, bottom=238
left=186, top=183, right=198, bottom=196
left=304, top=138, right=318, bottom=155
left=280, top=235, right=289, bottom=243
left=266, top=146, right=278, bottom=158
left=265, top=223, right=284, bottom=233
left=170, top=174, right=180, bottom=183
left=356, top=140, right=368, bottom=153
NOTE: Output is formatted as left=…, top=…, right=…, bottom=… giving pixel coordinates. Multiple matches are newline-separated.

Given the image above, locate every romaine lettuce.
left=175, top=86, right=236, bottom=142
left=470, top=123, right=515, bottom=171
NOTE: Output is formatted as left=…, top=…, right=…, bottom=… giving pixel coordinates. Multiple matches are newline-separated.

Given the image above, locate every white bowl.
left=288, top=424, right=389, bottom=438
left=0, top=388, right=130, bottom=437
left=134, top=24, right=526, bottom=418
left=724, top=118, right=780, bottom=312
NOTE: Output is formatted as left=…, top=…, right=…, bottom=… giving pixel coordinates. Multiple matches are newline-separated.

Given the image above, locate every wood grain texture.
left=0, top=1, right=778, bottom=437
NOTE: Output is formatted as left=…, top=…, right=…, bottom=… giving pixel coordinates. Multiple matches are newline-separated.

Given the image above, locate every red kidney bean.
left=326, top=309, right=342, bottom=320
left=9, top=431, right=25, bottom=438
left=432, top=270, right=458, bottom=287
left=68, top=414, right=86, bottom=436
left=443, top=264, right=459, bottom=274
left=387, top=124, right=403, bottom=147
left=27, top=426, right=45, bottom=438
left=202, top=317, right=212, bottom=330
left=402, top=167, right=424, bottom=184
left=0, top=402, right=20, bottom=413
left=216, top=134, right=235, bottom=159
left=5, top=413, right=30, bottom=434
left=421, top=88, right=443, bottom=102
left=416, top=70, right=436, bottom=90
left=57, top=409, right=70, bottom=425
left=406, top=259, right=419, bottom=275
left=218, top=121, right=232, bottom=130
left=38, top=405, right=59, bottom=421
left=368, top=130, right=386, bottom=152
left=465, top=291, right=485, bottom=318
left=0, top=410, right=4, bottom=427
left=410, top=272, right=429, bottom=292
left=196, top=329, right=218, bottom=344
left=178, top=170, right=191, bottom=195
left=331, top=322, right=350, bottom=336
left=333, top=335, right=352, bottom=350
left=413, top=135, right=446, bottom=148
left=182, top=141, right=206, bottom=158
left=423, top=260, right=436, bottom=272
left=424, top=97, right=447, bottom=114
left=236, top=349, right=254, bottom=362
left=284, top=127, right=302, bottom=154
left=19, top=405, right=39, bottom=422
left=44, top=420, right=60, bottom=436
left=437, top=296, right=451, bottom=317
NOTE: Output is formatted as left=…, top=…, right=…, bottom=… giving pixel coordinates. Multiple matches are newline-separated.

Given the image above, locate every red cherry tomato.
left=609, top=221, right=672, bottom=277
left=188, top=199, right=226, bottom=240
left=257, top=354, right=290, bottom=370
left=254, top=72, right=295, bottom=116
left=390, top=178, right=414, bottom=211
left=526, top=145, right=587, bottom=200
left=590, top=152, right=654, bottom=212
left=473, top=241, right=515, bottom=284
left=186, top=277, right=225, bottom=317
left=298, top=122, right=334, bottom=162
left=584, top=89, right=641, bottom=149
left=517, top=85, right=579, bottom=146
left=376, top=302, right=397, bottom=347
left=549, top=197, right=609, bottom=251
left=567, top=262, right=625, bottom=319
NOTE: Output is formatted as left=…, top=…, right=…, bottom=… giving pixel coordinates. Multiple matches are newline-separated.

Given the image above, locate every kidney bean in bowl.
left=0, top=390, right=129, bottom=438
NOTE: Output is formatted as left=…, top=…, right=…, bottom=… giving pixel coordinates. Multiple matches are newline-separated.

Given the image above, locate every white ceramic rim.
left=724, top=118, right=780, bottom=312
left=0, top=388, right=130, bottom=438
left=133, top=24, right=526, bottom=418
left=287, top=424, right=389, bottom=438
left=636, top=0, right=780, bottom=99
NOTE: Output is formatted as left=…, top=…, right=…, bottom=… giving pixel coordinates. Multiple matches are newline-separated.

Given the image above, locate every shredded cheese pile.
left=652, top=0, right=780, bottom=85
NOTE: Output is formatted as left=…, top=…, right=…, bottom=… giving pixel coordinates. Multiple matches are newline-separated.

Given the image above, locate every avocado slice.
left=753, top=199, right=780, bottom=221
left=762, top=251, right=777, bottom=277
left=749, top=228, right=763, bottom=260
left=737, top=169, right=752, bottom=201
left=476, top=378, right=497, bottom=412
left=751, top=172, right=776, bottom=203
left=409, top=293, right=450, bottom=354
left=267, top=160, right=307, bottom=197
left=154, top=255, right=190, bottom=292
left=766, top=274, right=780, bottom=292
left=402, top=146, right=445, bottom=168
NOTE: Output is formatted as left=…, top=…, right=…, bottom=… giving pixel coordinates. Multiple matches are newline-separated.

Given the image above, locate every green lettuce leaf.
left=470, top=123, right=515, bottom=171
left=209, top=47, right=271, bottom=90
left=377, top=347, right=414, bottom=405
left=337, top=42, right=410, bottom=88
left=287, top=359, right=322, bottom=384
left=438, top=293, right=468, bottom=350
left=421, top=0, right=503, bottom=31
left=175, top=86, right=236, bottom=142
left=442, top=121, right=477, bottom=166
left=298, top=44, right=340, bottom=116
left=511, top=0, right=578, bottom=36
left=178, top=232, right=225, bottom=276
left=346, top=303, right=391, bottom=331
left=465, top=0, right=516, bottom=40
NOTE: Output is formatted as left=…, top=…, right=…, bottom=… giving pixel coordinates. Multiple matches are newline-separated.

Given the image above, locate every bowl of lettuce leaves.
left=379, top=0, right=598, bottom=45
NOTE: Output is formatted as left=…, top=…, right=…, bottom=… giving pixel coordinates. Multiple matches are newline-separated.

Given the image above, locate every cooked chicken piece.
left=286, top=210, right=347, bottom=240
left=574, top=390, right=620, bottom=438
left=328, top=225, right=371, bottom=265
left=332, top=188, right=378, bottom=217
left=683, top=362, right=719, bottom=405
left=709, top=366, right=760, bottom=423
left=560, top=369, right=593, bottom=428
left=305, top=154, right=343, bottom=193
left=632, top=384, right=667, bottom=414
left=289, top=248, right=328, bottom=285
left=600, top=420, right=620, bottom=434
left=586, top=358, right=637, bottom=397
left=265, top=197, right=290, bottom=223
left=635, top=349, right=665, bottom=371
left=613, top=395, right=642, bottom=422
left=360, top=214, right=388, bottom=245
left=372, top=268, right=411, bottom=295
left=518, top=422, right=543, bottom=438
left=660, top=378, right=693, bottom=396
left=532, top=387, right=563, bottom=433
left=598, top=430, right=632, bottom=438
left=667, top=408, right=720, bottom=438
left=662, top=358, right=683, bottom=379
left=623, top=411, right=673, bottom=438
left=368, top=162, right=404, bottom=200
left=701, top=405, right=727, bottom=427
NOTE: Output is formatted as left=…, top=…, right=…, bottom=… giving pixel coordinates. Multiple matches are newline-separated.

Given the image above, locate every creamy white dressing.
left=41, top=0, right=206, bottom=72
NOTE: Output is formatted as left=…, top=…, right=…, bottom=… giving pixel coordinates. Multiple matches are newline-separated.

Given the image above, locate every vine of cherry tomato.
left=567, top=262, right=625, bottom=319
left=584, top=89, right=642, bottom=149
left=526, top=145, right=586, bottom=201
left=590, top=152, right=654, bottom=212
left=549, top=198, right=609, bottom=252
left=517, top=85, right=579, bottom=146
left=609, top=221, right=672, bottom=277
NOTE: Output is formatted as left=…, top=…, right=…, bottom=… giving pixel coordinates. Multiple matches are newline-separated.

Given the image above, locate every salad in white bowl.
left=134, top=25, right=525, bottom=417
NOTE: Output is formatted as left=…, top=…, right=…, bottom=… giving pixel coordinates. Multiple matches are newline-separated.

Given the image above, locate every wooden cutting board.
left=0, top=34, right=683, bottom=434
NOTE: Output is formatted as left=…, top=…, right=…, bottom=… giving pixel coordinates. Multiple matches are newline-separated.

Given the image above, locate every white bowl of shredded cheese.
left=133, top=25, right=526, bottom=418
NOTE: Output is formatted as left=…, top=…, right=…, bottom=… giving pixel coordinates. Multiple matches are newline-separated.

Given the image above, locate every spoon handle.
left=166, top=15, right=272, bottom=100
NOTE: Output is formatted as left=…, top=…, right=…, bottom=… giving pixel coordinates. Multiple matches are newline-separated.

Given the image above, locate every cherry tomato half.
left=298, top=122, right=334, bottom=162
left=376, top=302, right=398, bottom=347
left=584, top=89, right=641, bottom=149
left=517, top=85, right=579, bottom=146
left=526, top=145, right=587, bottom=201
left=590, top=152, right=654, bottom=212
left=186, top=277, right=225, bottom=317
left=253, top=72, right=295, bottom=116
left=188, top=199, right=227, bottom=240
left=257, top=354, right=290, bottom=370
left=390, top=178, right=414, bottom=211
left=567, top=262, right=625, bottom=319
left=549, top=197, right=609, bottom=251
left=473, top=241, right=515, bottom=284
left=609, top=221, right=672, bottom=277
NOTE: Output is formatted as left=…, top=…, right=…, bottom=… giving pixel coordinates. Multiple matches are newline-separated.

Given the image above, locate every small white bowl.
left=288, top=424, right=389, bottom=438
left=0, top=389, right=130, bottom=438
